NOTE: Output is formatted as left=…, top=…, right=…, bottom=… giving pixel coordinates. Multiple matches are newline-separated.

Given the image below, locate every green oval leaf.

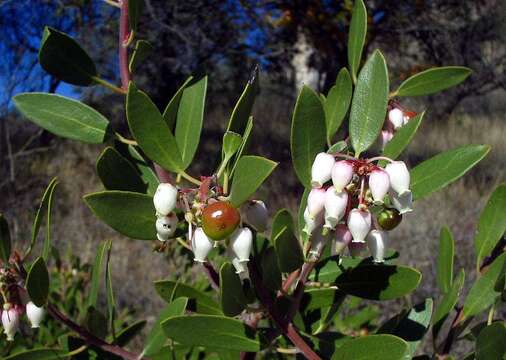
left=0, top=214, right=12, bottom=264
left=38, top=27, right=97, bottom=86
left=432, top=269, right=465, bottom=336
left=474, top=183, right=506, bottom=268
left=161, top=315, right=260, bottom=352
left=97, top=147, right=147, bottom=193
left=113, top=319, right=146, bottom=346
left=13, top=93, right=110, bottom=144
left=220, top=262, right=247, bottom=316
left=382, top=111, right=424, bottom=161
left=229, top=155, right=277, bottom=207
left=349, top=50, right=389, bottom=156
left=83, top=190, right=156, bottom=240
left=335, top=264, right=421, bottom=300
left=29, top=178, right=58, bottom=258
left=3, top=349, right=66, bottom=360
left=175, top=76, right=208, bottom=169
left=475, top=322, right=506, bottom=360
left=126, top=82, right=183, bottom=173
left=290, top=85, right=327, bottom=187
left=347, top=0, right=367, bottom=83
left=273, top=226, right=304, bottom=273
left=162, top=76, right=194, bottom=131
left=271, top=209, right=295, bottom=242
left=87, top=240, right=111, bottom=309
left=411, top=145, right=490, bottom=200
left=463, top=252, right=506, bottom=319
left=26, top=257, right=50, bottom=307
left=222, top=131, right=242, bottom=160
left=332, top=334, right=408, bottom=360
left=227, top=66, right=259, bottom=134
left=394, top=66, right=472, bottom=97
left=129, top=40, right=153, bottom=73
left=229, top=117, right=254, bottom=177
left=261, top=247, right=282, bottom=292
left=324, top=68, right=352, bottom=143
left=436, top=227, right=455, bottom=294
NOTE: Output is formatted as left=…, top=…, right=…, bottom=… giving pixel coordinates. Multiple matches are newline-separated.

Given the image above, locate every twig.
left=118, top=0, right=131, bottom=90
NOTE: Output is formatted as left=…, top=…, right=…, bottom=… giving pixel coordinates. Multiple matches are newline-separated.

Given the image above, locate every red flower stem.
left=118, top=0, right=130, bottom=90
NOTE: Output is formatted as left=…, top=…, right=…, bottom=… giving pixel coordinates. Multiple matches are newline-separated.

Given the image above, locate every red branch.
left=118, top=0, right=131, bottom=90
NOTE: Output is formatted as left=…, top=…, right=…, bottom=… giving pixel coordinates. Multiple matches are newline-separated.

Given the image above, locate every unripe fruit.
left=311, top=152, right=335, bottom=188
left=26, top=301, right=45, bottom=328
left=202, top=201, right=240, bottom=240
left=377, top=208, right=402, bottom=230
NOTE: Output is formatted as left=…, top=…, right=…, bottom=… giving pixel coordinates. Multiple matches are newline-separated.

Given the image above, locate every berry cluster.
left=153, top=182, right=268, bottom=276
left=303, top=151, right=413, bottom=262
left=380, top=102, right=417, bottom=149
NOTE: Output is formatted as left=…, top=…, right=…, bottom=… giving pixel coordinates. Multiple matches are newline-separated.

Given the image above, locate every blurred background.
left=0, top=0, right=505, bottom=352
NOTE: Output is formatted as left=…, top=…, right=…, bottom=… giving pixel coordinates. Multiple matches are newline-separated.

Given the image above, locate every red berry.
left=377, top=208, right=402, bottom=230
left=202, top=201, right=240, bottom=240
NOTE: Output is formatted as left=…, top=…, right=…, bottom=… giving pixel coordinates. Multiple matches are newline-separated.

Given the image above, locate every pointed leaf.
left=105, top=241, right=115, bottom=337
left=394, top=66, right=472, bottom=97
left=3, top=349, right=66, bottom=360
left=273, top=227, right=304, bottom=273
left=126, top=82, right=183, bottom=173
left=162, top=76, right=194, bottom=131
left=229, top=155, right=277, bottom=207
left=87, top=240, right=110, bottom=309
left=382, top=112, right=424, bottom=161
left=347, top=0, right=367, bottom=83
left=474, top=183, right=506, bottom=267
left=38, top=27, right=97, bottom=86
left=432, top=269, right=465, bottom=335
left=475, top=322, right=506, bottom=360
left=271, top=209, right=295, bottom=242
left=222, top=131, right=242, bottom=160
left=226, top=66, right=259, bottom=134
left=437, top=227, right=455, bottom=293
left=290, top=85, right=327, bottom=187
left=332, top=334, right=408, bottom=360
left=42, top=181, right=57, bottom=262
left=328, top=140, right=348, bottom=154
left=129, top=40, right=153, bottom=72
left=114, top=320, right=147, bottom=346
left=325, top=68, right=352, bottom=142
left=97, top=147, right=146, bottom=192
left=26, top=257, right=50, bottom=307
left=161, top=315, right=260, bottom=352
left=128, top=0, right=143, bottom=31
left=261, top=247, right=282, bottom=292
left=411, top=145, right=490, bottom=200
left=220, top=262, right=247, bottom=316
left=230, top=116, right=254, bottom=177
left=83, top=190, right=156, bottom=240
left=0, top=214, right=11, bottom=264
left=13, top=93, right=110, bottom=143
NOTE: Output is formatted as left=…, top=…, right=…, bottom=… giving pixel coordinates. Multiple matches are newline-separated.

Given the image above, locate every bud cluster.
left=380, top=101, right=417, bottom=149
left=304, top=151, right=413, bottom=262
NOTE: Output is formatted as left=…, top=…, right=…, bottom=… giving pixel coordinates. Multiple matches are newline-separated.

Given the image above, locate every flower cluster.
left=153, top=182, right=268, bottom=276
left=380, top=102, right=417, bottom=149
left=303, top=151, right=413, bottom=262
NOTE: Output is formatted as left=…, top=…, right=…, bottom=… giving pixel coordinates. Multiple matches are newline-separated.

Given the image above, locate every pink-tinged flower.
left=380, top=130, right=394, bottom=150
left=153, top=183, right=178, bottom=216
left=191, top=227, right=214, bottom=263
left=308, top=228, right=330, bottom=259
left=390, top=190, right=413, bottom=214
left=156, top=212, right=178, bottom=241
left=348, top=241, right=367, bottom=257
left=333, top=224, right=352, bottom=255
left=2, top=306, right=20, bottom=341
left=369, top=169, right=390, bottom=204
left=229, top=227, right=253, bottom=262
left=323, top=186, right=348, bottom=229
left=311, top=152, right=336, bottom=188
left=242, top=200, right=268, bottom=232
left=331, top=160, right=354, bottom=192
left=385, top=161, right=410, bottom=195
left=347, top=208, right=372, bottom=243
left=367, top=230, right=388, bottom=263
left=307, top=188, right=326, bottom=218
left=303, top=207, right=324, bottom=236
left=26, top=301, right=45, bottom=329
left=388, top=108, right=404, bottom=129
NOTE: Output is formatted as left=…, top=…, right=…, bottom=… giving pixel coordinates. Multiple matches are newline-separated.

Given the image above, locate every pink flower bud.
left=385, top=161, right=410, bottom=195
left=331, top=160, right=354, bottom=192
left=367, top=230, right=388, bottom=263
left=311, top=152, right=336, bottom=188
left=307, top=188, right=326, bottom=218
left=390, top=190, right=413, bottom=214
left=347, top=209, right=371, bottom=243
left=348, top=241, right=367, bottom=257
left=380, top=130, right=394, bottom=150
left=388, top=108, right=404, bottom=129
left=153, top=183, right=178, bottom=216
left=2, top=307, right=20, bottom=341
left=333, top=224, right=352, bottom=255
left=229, top=227, right=253, bottom=262
left=323, top=187, right=348, bottom=229
left=191, top=227, right=213, bottom=263
left=303, top=207, right=323, bottom=236
left=368, top=169, right=390, bottom=204
left=242, top=200, right=268, bottom=232
left=156, top=212, right=178, bottom=241
left=26, top=301, right=45, bottom=329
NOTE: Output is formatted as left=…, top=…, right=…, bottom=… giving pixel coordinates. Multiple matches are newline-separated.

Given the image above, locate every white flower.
left=153, top=183, right=178, bottom=216
left=385, top=161, right=410, bottom=196
left=331, top=160, right=354, bottom=192
left=2, top=307, right=20, bottom=341
left=242, top=200, right=268, bottom=232
left=191, top=227, right=213, bottom=263
left=348, top=241, right=367, bottom=257
left=369, top=169, right=390, bottom=204
left=155, top=212, right=178, bottom=241
left=311, top=152, right=336, bottom=188
left=229, top=227, right=253, bottom=262
left=26, top=301, right=45, bottom=329
left=333, top=224, right=352, bottom=256
left=323, top=187, right=348, bottom=229
left=347, top=209, right=371, bottom=243
left=380, top=130, right=394, bottom=150
left=303, top=207, right=323, bottom=236
left=367, top=230, right=388, bottom=263
left=390, top=190, right=413, bottom=214
left=388, top=108, right=404, bottom=129
left=307, top=188, right=326, bottom=218
left=308, top=228, right=330, bottom=260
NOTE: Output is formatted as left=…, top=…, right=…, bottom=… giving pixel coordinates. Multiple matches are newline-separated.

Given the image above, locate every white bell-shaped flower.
left=26, top=301, right=45, bottom=329
left=303, top=207, right=323, bottom=236
left=2, top=307, right=20, bottom=341
left=153, top=183, right=178, bottom=216
left=347, top=208, right=371, bottom=243
left=369, top=169, right=390, bottom=204
left=388, top=108, right=404, bottom=129
left=311, top=152, right=335, bottom=188
left=385, top=161, right=410, bottom=196
left=242, top=200, right=268, bottom=232
left=229, top=227, right=253, bottom=262
left=390, top=190, right=413, bottom=214
left=307, top=188, right=326, bottom=218
left=308, top=228, right=330, bottom=260
left=191, top=227, right=213, bottom=263
left=331, top=160, right=354, bottom=192
left=367, top=230, right=388, bottom=263
left=333, top=224, right=352, bottom=256
left=348, top=241, right=367, bottom=257
left=323, top=187, right=348, bottom=229
left=380, top=130, right=394, bottom=150
left=156, top=212, right=178, bottom=241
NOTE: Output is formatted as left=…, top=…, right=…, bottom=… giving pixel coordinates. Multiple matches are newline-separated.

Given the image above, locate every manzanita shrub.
left=1, top=0, right=505, bottom=359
